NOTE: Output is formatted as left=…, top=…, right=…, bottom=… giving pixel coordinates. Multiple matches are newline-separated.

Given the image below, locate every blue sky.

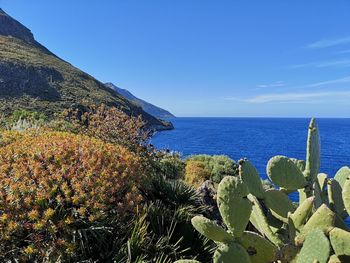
left=1, top=1, right=350, bottom=117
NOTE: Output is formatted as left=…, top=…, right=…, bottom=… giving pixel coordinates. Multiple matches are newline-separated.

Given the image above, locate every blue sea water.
left=151, top=118, right=350, bottom=224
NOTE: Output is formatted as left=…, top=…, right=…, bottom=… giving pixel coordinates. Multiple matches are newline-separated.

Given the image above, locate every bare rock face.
left=0, top=8, right=35, bottom=44
left=197, top=180, right=221, bottom=222
left=0, top=61, right=63, bottom=100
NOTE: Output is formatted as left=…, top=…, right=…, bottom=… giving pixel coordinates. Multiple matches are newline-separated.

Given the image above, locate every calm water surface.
left=152, top=118, right=350, bottom=178
left=151, top=118, right=350, bottom=224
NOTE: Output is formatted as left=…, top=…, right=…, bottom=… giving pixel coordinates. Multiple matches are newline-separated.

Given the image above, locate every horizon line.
left=167, top=116, right=350, bottom=119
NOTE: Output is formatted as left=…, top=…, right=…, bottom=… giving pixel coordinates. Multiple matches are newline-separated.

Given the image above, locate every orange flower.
left=28, top=209, right=39, bottom=221
left=24, top=245, right=35, bottom=255
left=43, top=208, right=55, bottom=220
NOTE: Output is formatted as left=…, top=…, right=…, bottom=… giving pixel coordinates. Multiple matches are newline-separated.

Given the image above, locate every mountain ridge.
left=0, top=8, right=173, bottom=130
left=105, top=82, right=175, bottom=119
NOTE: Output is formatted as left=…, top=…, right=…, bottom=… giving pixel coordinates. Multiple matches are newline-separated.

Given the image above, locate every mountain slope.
left=105, top=83, right=175, bottom=119
left=0, top=8, right=173, bottom=130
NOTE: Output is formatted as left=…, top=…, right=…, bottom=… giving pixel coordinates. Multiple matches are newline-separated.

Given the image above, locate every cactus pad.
left=329, top=227, right=350, bottom=257
left=263, top=189, right=295, bottom=223
left=191, top=216, right=233, bottom=243
left=213, top=243, right=251, bottom=263
left=290, top=158, right=306, bottom=172
left=298, top=188, right=308, bottom=205
left=313, top=173, right=328, bottom=209
left=334, top=166, right=350, bottom=188
left=296, top=229, right=330, bottom=263
left=239, top=159, right=265, bottom=198
left=267, top=156, right=307, bottom=191
left=342, top=176, right=350, bottom=215
left=327, top=179, right=347, bottom=218
left=304, top=118, right=320, bottom=182
left=296, top=204, right=335, bottom=245
left=328, top=254, right=341, bottom=263
left=217, top=176, right=252, bottom=237
left=237, top=231, right=278, bottom=263
left=317, top=173, right=328, bottom=190
left=248, top=194, right=283, bottom=247
left=290, top=196, right=314, bottom=230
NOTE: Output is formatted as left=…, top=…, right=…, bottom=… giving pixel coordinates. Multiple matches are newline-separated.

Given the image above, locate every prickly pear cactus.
left=327, top=179, right=346, bottom=217
left=295, top=204, right=335, bottom=245
left=288, top=196, right=315, bottom=240
left=334, top=166, right=350, bottom=188
left=289, top=196, right=314, bottom=230
left=213, top=243, right=251, bottom=263
left=296, top=229, right=330, bottom=263
left=290, top=158, right=306, bottom=173
left=239, top=159, right=265, bottom=198
left=237, top=231, right=278, bottom=263
left=328, top=254, right=341, bottom=263
left=263, top=189, right=295, bottom=223
left=329, top=227, right=350, bottom=257
left=217, top=176, right=252, bottom=237
left=183, top=118, right=350, bottom=263
left=343, top=176, right=350, bottom=215
left=267, top=155, right=307, bottom=191
left=304, top=118, right=320, bottom=183
left=248, top=194, right=283, bottom=247
left=191, top=216, right=233, bottom=243
left=314, top=173, right=328, bottom=209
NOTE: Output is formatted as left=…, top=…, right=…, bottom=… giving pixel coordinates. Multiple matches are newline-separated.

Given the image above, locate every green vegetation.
left=185, top=155, right=238, bottom=186
left=1, top=108, right=349, bottom=262
left=0, top=108, right=212, bottom=262
left=7, top=109, right=48, bottom=123
left=176, top=119, right=350, bottom=263
left=4, top=8, right=349, bottom=262
left=158, top=152, right=186, bottom=180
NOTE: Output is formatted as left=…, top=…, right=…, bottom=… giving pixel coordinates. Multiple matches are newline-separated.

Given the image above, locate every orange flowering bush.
left=0, top=131, right=143, bottom=261
left=184, top=160, right=211, bottom=187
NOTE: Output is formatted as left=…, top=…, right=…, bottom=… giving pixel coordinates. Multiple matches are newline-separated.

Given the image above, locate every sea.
left=151, top=117, right=350, bottom=224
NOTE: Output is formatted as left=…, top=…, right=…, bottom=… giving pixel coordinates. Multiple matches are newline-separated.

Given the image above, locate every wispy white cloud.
left=291, top=59, right=350, bottom=68
left=306, top=36, right=350, bottom=49
left=256, top=81, right=285, bottom=88
left=223, top=76, right=350, bottom=103
left=304, top=76, right=350, bottom=88
left=244, top=91, right=350, bottom=104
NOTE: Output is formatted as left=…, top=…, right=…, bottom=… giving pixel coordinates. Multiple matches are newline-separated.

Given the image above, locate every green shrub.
left=185, top=155, right=237, bottom=187
left=116, top=176, right=214, bottom=262
left=8, top=109, right=48, bottom=123
left=159, top=152, right=186, bottom=180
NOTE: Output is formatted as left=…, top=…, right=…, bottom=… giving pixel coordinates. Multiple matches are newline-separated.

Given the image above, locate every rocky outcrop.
left=0, top=61, right=62, bottom=100
left=0, top=8, right=35, bottom=44
left=197, top=180, right=221, bottom=222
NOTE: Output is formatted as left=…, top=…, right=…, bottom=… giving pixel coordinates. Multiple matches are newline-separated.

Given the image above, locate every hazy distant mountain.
left=0, top=8, right=173, bottom=130
left=105, top=83, right=175, bottom=119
